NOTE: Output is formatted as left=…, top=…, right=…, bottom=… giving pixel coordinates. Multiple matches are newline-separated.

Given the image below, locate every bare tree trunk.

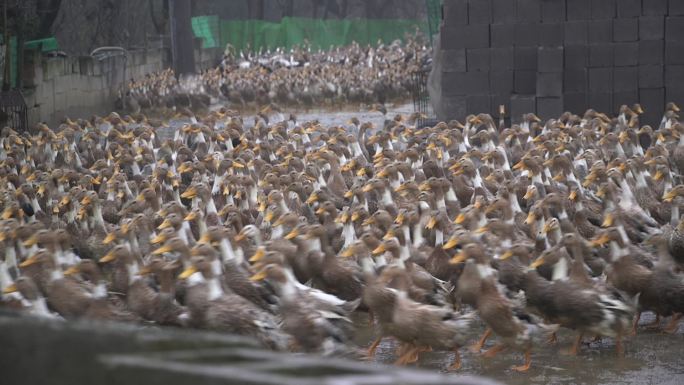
left=339, top=0, right=349, bottom=18
left=311, top=0, right=318, bottom=18
left=36, top=0, right=63, bottom=37
left=169, top=0, right=196, bottom=75
left=283, top=0, right=294, bottom=17
left=248, top=0, right=264, bottom=19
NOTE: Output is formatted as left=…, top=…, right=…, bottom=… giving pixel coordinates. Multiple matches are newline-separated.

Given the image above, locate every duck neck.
left=508, top=193, right=522, bottom=215
left=609, top=241, right=629, bottom=262
left=50, top=267, right=64, bottom=282
left=206, top=198, right=219, bottom=216
left=212, top=175, right=225, bottom=195
left=434, top=228, right=444, bottom=246
left=271, top=225, right=284, bottom=239
left=207, top=277, right=224, bottom=301
left=92, top=281, right=108, bottom=299
left=4, top=246, right=17, bottom=270
left=0, top=262, right=14, bottom=291
left=219, top=238, right=240, bottom=265
left=412, top=221, right=425, bottom=248
left=127, top=262, right=140, bottom=284
left=279, top=280, right=298, bottom=301
left=671, top=204, right=680, bottom=227
left=92, top=204, right=106, bottom=232
left=307, top=237, right=322, bottom=253
left=342, top=222, right=356, bottom=248
left=381, top=188, right=394, bottom=207
left=31, top=297, right=52, bottom=317
left=618, top=179, right=637, bottom=203
left=551, top=256, right=569, bottom=281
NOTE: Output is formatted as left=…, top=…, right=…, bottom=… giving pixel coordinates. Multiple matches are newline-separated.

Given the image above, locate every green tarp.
left=192, top=16, right=427, bottom=53
left=192, top=15, right=220, bottom=48
left=24, top=37, right=59, bottom=52
left=425, top=0, right=443, bottom=46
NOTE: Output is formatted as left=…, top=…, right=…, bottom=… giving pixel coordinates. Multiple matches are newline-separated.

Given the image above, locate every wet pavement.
left=231, top=104, right=684, bottom=385
left=351, top=311, right=684, bottom=385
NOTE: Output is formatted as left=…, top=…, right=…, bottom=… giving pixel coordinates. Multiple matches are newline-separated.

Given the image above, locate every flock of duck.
left=123, top=36, right=430, bottom=113
left=1, top=100, right=684, bottom=373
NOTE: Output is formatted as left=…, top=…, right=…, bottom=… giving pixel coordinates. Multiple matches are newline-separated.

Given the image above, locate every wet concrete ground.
left=352, top=312, right=684, bottom=385
left=235, top=104, right=684, bottom=384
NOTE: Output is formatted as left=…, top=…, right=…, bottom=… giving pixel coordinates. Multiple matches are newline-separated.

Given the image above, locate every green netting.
left=215, top=17, right=427, bottom=52
left=426, top=0, right=442, bottom=46
left=24, top=37, right=59, bottom=52
left=0, top=35, right=18, bottom=88
left=192, top=15, right=220, bottom=48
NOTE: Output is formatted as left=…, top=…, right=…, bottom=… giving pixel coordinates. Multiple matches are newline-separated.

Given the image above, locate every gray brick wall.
left=433, top=0, right=684, bottom=125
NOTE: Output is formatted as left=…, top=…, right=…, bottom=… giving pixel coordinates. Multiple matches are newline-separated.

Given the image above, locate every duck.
left=179, top=254, right=289, bottom=350
left=250, top=263, right=355, bottom=354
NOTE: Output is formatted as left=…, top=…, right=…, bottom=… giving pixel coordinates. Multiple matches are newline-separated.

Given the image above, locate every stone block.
left=467, top=48, right=490, bottom=72
left=666, top=65, right=684, bottom=87
left=666, top=41, right=684, bottom=65
left=565, top=45, right=588, bottom=69
left=589, top=67, right=613, bottom=92
left=542, top=0, right=565, bottom=22
left=617, top=0, right=641, bottom=18
left=614, top=90, right=639, bottom=107
left=640, top=16, right=664, bottom=40
left=492, top=0, right=517, bottom=23
left=564, top=92, right=588, bottom=114
left=588, top=20, right=613, bottom=43
left=588, top=92, right=613, bottom=114
left=490, top=94, right=511, bottom=116
left=614, top=67, right=638, bottom=91
left=537, top=97, right=564, bottom=119
left=515, top=23, right=538, bottom=46
left=642, top=0, right=667, bottom=16
left=538, top=46, right=564, bottom=72
left=565, top=20, right=588, bottom=45
left=613, top=18, right=638, bottom=42
left=564, top=69, right=587, bottom=92
left=514, top=46, right=537, bottom=70
left=666, top=17, right=684, bottom=42
left=589, top=44, right=614, bottom=67
left=443, top=71, right=489, bottom=95
left=537, top=72, right=563, bottom=97
left=567, top=0, right=590, bottom=20
left=443, top=49, right=467, bottom=72
left=468, top=0, right=492, bottom=24
left=490, top=47, right=514, bottom=71
left=671, top=1, right=684, bottom=16
left=510, top=94, right=537, bottom=122
left=442, top=24, right=490, bottom=49
left=666, top=88, right=684, bottom=111
left=639, top=40, right=664, bottom=65
left=614, top=42, right=639, bottom=66
left=443, top=0, right=468, bottom=24
left=639, top=87, right=665, bottom=125
left=591, top=0, right=615, bottom=19
left=514, top=70, right=537, bottom=93
left=490, top=71, right=514, bottom=94
left=441, top=95, right=468, bottom=120
left=517, top=0, right=540, bottom=22
left=467, top=94, right=491, bottom=114
left=639, top=65, right=664, bottom=88
left=538, top=23, right=564, bottom=46
left=491, top=24, right=515, bottom=47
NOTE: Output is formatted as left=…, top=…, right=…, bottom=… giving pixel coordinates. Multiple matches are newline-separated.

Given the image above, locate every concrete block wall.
left=22, top=45, right=221, bottom=128
left=433, top=0, right=684, bottom=125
